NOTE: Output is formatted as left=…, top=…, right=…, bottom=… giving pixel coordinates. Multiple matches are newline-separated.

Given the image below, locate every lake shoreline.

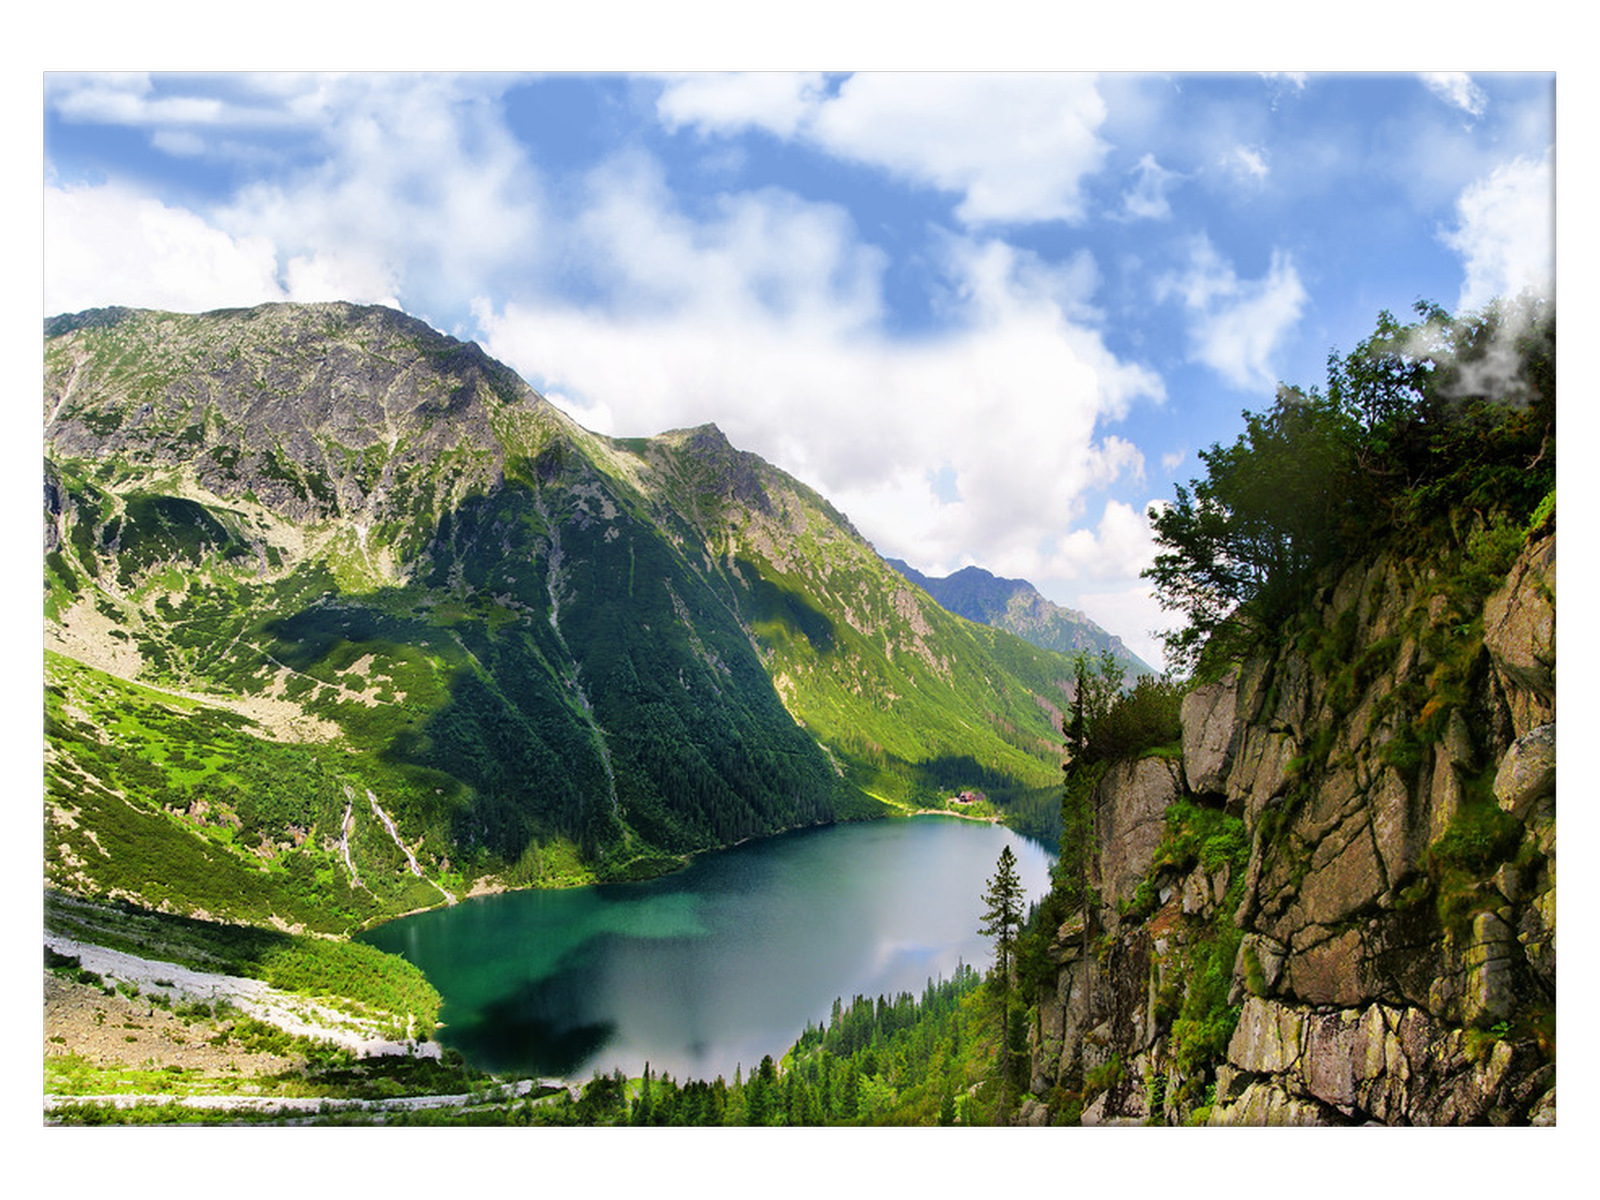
left=363, top=807, right=1014, bottom=930
left=360, top=818, right=1054, bottom=1083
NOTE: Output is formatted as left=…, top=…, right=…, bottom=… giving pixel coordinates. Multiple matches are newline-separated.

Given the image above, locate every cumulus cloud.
left=216, top=76, right=542, bottom=316
left=45, top=71, right=1170, bottom=627
left=655, top=71, right=1110, bottom=226
left=281, top=251, right=401, bottom=309
left=47, top=74, right=539, bottom=320
left=1422, top=72, right=1488, bottom=118
left=476, top=178, right=1163, bottom=589
left=45, top=181, right=286, bottom=315
left=1442, top=149, right=1554, bottom=313
left=1018, top=498, right=1183, bottom=671
left=1157, top=238, right=1307, bottom=393
left=561, top=152, right=886, bottom=335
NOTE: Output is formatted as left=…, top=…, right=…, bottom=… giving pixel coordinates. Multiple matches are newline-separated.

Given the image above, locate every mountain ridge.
left=44, top=301, right=1078, bottom=929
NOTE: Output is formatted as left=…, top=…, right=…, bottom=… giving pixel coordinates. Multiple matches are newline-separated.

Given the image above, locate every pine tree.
left=978, top=845, right=1023, bottom=983
left=978, top=845, right=1025, bottom=1112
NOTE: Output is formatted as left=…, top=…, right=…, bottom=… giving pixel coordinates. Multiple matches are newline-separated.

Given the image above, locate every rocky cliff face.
left=1025, top=522, right=1556, bottom=1126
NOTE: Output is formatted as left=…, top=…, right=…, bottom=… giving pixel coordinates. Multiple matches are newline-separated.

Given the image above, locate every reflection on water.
left=361, top=817, right=1052, bottom=1082
left=446, top=972, right=616, bottom=1076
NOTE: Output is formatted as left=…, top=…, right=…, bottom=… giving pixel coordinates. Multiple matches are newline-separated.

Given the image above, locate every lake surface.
left=360, top=817, right=1053, bottom=1082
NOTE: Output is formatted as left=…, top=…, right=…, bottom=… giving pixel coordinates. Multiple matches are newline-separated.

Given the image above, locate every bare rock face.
left=1483, top=532, right=1555, bottom=737
left=1181, top=667, right=1240, bottom=795
left=1227, top=724, right=1299, bottom=826
left=1093, top=757, right=1183, bottom=909
left=1220, top=994, right=1548, bottom=1125
left=1208, top=1079, right=1333, bottom=1125
left=44, top=464, right=64, bottom=553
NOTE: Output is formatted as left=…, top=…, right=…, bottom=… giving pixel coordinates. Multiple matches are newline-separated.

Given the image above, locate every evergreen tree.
left=979, top=844, right=1024, bottom=982
left=978, top=845, right=1025, bottom=1110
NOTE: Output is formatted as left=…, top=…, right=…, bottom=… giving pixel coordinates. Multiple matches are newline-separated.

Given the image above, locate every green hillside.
left=44, top=302, right=1077, bottom=927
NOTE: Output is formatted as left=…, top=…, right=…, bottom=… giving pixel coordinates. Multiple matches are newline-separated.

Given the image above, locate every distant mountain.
left=885, top=560, right=1158, bottom=679
left=44, top=302, right=1080, bottom=929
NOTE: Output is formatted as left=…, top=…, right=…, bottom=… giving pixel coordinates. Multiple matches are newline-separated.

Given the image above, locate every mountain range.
left=42, top=301, right=1133, bottom=929
left=885, top=560, right=1157, bottom=679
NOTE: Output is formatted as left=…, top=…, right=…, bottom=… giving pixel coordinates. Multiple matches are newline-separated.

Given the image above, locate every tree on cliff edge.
left=1144, top=296, right=1554, bottom=674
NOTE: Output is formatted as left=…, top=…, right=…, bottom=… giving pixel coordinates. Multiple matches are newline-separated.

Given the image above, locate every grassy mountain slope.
left=44, top=302, right=1076, bottom=928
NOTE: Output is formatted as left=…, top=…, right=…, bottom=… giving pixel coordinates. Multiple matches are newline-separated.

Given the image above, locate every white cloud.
left=1224, top=145, right=1270, bottom=184
left=45, top=72, right=1169, bottom=638
left=1023, top=497, right=1182, bottom=671
left=1157, top=238, right=1307, bottom=392
left=1422, top=72, right=1488, bottom=118
left=655, top=72, right=830, bottom=139
left=46, top=74, right=540, bottom=322
left=655, top=71, right=1110, bottom=226
left=1260, top=72, right=1307, bottom=93
left=476, top=181, right=1164, bottom=595
left=563, top=152, right=886, bottom=335
left=282, top=251, right=400, bottom=309
left=1121, top=154, right=1180, bottom=221
left=204, top=76, right=542, bottom=320
left=1442, top=149, right=1554, bottom=312
left=1042, top=499, right=1158, bottom=582
left=45, top=181, right=286, bottom=315
left=46, top=72, right=338, bottom=141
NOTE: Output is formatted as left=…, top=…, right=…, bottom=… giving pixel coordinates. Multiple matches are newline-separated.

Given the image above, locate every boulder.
left=1529, top=1085, right=1557, bottom=1126
left=1017, top=1097, right=1051, bottom=1126
left=1494, top=723, right=1555, bottom=818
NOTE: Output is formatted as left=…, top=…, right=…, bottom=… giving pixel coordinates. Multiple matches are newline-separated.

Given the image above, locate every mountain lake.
left=359, top=816, right=1054, bottom=1082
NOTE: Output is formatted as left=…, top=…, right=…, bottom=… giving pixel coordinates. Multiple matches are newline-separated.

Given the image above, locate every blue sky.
left=42, top=68, right=1556, bottom=667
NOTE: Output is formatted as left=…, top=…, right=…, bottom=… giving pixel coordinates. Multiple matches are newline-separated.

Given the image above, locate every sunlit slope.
left=45, top=303, right=1072, bottom=923
left=630, top=425, right=1074, bottom=803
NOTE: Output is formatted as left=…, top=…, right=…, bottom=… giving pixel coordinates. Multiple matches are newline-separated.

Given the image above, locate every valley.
left=44, top=302, right=1090, bottom=929
left=42, top=298, right=1556, bottom=1127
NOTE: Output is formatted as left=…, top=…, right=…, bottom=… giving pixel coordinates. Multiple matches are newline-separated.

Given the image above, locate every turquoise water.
left=361, top=817, right=1053, bottom=1082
